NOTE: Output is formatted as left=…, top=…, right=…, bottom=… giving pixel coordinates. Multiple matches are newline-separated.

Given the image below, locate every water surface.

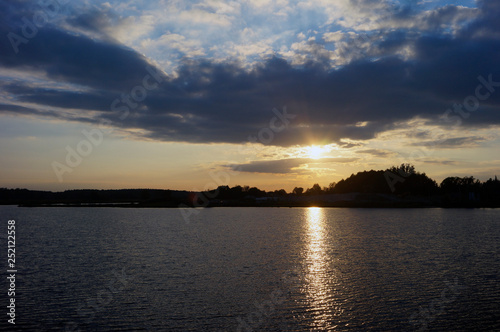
left=1, top=206, right=498, bottom=331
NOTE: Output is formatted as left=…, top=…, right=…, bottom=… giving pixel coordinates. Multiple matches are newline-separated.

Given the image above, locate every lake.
left=1, top=206, right=499, bottom=331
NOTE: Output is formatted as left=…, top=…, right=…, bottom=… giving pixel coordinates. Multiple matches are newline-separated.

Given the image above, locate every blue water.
left=0, top=206, right=499, bottom=331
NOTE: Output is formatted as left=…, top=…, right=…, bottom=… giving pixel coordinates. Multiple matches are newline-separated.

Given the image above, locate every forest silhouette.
left=1, top=164, right=499, bottom=208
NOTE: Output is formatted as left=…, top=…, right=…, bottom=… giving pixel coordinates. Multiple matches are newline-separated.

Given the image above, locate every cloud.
left=196, top=0, right=242, bottom=15
left=0, top=26, right=157, bottom=93
left=410, top=136, right=486, bottom=148
left=177, top=8, right=232, bottom=26
left=355, top=149, right=396, bottom=157
left=422, top=159, right=458, bottom=166
left=460, top=0, right=500, bottom=39
left=141, top=33, right=206, bottom=58
left=228, top=157, right=358, bottom=174
left=0, top=103, right=60, bottom=118
left=1, top=0, right=500, bottom=150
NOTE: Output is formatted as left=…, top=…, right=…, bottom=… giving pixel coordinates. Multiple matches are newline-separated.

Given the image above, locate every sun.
left=306, top=145, right=327, bottom=159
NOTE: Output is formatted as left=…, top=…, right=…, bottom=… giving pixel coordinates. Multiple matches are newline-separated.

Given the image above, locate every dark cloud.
left=422, top=159, right=458, bottom=166
left=66, top=8, right=117, bottom=34
left=1, top=0, right=499, bottom=148
left=338, top=141, right=364, bottom=149
left=355, top=149, right=396, bottom=157
left=228, top=157, right=359, bottom=174
left=460, top=0, right=500, bottom=39
left=0, top=103, right=61, bottom=118
left=0, top=2, right=156, bottom=92
left=2, top=83, right=113, bottom=111
left=410, top=136, right=486, bottom=148
left=405, top=130, right=433, bottom=139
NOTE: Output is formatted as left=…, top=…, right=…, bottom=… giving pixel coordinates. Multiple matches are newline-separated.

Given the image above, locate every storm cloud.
left=1, top=0, right=499, bottom=147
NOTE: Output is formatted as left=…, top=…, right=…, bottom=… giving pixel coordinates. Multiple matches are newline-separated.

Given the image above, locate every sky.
left=0, top=0, right=499, bottom=192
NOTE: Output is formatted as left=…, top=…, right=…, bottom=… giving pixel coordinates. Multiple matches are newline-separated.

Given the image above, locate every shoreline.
left=12, top=202, right=499, bottom=208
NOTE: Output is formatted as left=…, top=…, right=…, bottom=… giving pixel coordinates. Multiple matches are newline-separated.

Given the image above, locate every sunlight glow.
left=306, top=145, right=328, bottom=159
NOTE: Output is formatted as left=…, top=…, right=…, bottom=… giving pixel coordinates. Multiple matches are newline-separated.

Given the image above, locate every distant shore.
left=14, top=197, right=499, bottom=209
left=2, top=168, right=499, bottom=209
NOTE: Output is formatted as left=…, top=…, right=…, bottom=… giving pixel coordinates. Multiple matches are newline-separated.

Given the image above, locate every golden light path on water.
left=303, top=207, right=342, bottom=330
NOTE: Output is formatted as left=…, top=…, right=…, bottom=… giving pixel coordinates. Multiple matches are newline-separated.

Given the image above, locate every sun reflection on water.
left=303, top=207, right=341, bottom=330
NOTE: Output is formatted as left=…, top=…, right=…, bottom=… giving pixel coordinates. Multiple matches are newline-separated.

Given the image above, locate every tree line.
left=1, top=164, right=499, bottom=206
left=207, top=164, right=499, bottom=198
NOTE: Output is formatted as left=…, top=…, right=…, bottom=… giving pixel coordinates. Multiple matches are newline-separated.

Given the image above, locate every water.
left=0, top=206, right=499, bottom=331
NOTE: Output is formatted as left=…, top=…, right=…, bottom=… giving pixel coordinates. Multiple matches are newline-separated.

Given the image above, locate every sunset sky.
left=1, top=0, right=499, bottom=192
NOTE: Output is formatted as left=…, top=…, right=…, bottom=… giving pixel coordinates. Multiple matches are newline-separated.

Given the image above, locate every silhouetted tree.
left=247, top=187, right=265, bottom=197
left=326, top=182, right=336, bottom=193
left=305, top=183, right=323, bottom=195
left=482, top=176, right=500, bottom=205
left=272, top=189, right=287, bottom=196
left=393, top=172, right=439, bottom=196
left=388, top=163, right=416, bottom=177
left=440, top=176, right=480, bottom=194
left=333, top=170, right=390, bottom=194
left=229, top=185, right=244, bottom=199
left=2, top=168, right=498, bottom=207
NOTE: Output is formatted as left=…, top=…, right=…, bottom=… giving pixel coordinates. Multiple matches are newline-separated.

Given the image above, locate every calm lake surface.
left=1, top=206, right=499, bottom=331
